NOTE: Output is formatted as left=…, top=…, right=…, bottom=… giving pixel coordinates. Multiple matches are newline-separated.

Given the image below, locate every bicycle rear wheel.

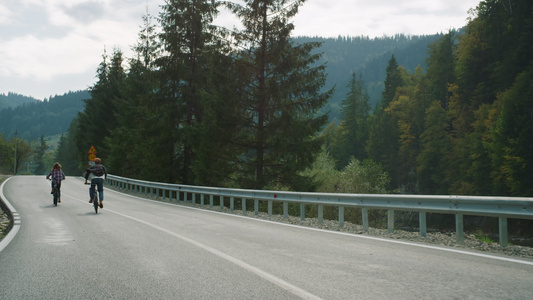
left=52, top=185, right=58, bottom=206
left=93, top=194, right=98, bottom=214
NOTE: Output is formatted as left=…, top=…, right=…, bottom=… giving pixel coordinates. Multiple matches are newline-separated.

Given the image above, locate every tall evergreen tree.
left=33, top=135, right=49, bottom=174
left=77, top=48, right=125, bottom=166
left=366, top=55, right=404, bottom=188
left=157, top=0, right=219, bottom=183
left=380, top=54, right=403, bottom=110
left=338, top=72, right=370, bottom=167
left=55, top=118, right=82, bottom=175
left=106, top=10, right=162, bottom=179
left=226, top=0, right=331, bottom=190
left=425, top=31, right=455, bottom=109
left=489, top=70, right=533, bottom=196
left=417, top=101, right=450, bottom=194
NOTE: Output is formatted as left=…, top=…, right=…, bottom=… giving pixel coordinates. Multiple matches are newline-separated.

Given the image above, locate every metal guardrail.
left=106, top=174, right=533, bottom=247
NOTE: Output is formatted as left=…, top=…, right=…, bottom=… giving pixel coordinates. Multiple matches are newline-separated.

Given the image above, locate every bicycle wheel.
left=52, top=185, right=58, bottom=206
left=93, top=194, right=98, bottom=214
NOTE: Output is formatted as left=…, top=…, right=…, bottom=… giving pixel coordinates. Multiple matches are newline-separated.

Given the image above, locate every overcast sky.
left=1, top=0, right=480, bottom=101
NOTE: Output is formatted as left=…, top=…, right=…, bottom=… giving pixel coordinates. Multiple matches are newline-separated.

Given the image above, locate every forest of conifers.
left=1, top=0, right=532, bottom=200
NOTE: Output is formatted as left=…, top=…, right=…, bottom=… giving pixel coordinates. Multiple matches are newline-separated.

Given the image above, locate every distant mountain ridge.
left=0, top=92, right=39, bottom=111
left=0, top=90, right=89, bottom=140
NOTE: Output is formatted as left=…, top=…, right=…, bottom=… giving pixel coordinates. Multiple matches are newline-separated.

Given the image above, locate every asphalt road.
left=1, top=176, right=533, bottom=299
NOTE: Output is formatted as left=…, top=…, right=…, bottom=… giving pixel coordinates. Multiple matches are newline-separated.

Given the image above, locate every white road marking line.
left=66, top=191, right=323, bottom=300
left=101, top=188, right=533, bottom=267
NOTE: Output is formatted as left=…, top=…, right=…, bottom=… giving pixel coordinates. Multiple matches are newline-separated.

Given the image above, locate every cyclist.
left=84, top=157, right=107, bottom=208
left=46, top=162, right=66, bottom=203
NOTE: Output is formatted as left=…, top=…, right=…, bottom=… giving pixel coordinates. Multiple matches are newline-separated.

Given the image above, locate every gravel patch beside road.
left=0, top=210, right=10, bottom=241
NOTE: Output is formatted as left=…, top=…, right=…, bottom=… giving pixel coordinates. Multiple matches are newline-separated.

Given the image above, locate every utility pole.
left=14, top=129, right=18, bottom=175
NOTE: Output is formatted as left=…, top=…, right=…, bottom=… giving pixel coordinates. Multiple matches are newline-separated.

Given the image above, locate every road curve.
left=1, top=176, right=532, bottom=299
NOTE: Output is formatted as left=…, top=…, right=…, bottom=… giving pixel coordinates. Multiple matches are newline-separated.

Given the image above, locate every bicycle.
left=50, top=181, right=59, bottom=206
left=85, top=182, right=100, bottom=214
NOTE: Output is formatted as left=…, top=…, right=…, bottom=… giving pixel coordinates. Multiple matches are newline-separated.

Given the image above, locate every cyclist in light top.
left=46, top=162, right=66, bottom=203
left=84, top=157, right=107, bottom=208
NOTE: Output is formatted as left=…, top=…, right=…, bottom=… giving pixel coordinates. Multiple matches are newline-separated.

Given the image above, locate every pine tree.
left=76, top=48, right=125, bottom=165
left=338, top=72, right=370, bottom=167
left=33, top=135, right=49, bottom=175
left=425, top=32, right=455, bottom=109
left=489, top=70, right=533, bottom=196
left=55, top=118, right=82, bottom=175
left=366, top=55, right=403, bottom=188
left=226, top=0, right=331, bottom=190
left=417, top=101, right=450, bottom=194
left=157, top=0, right=219, bottom=183
left=106, top=10, right=162, bottom=179
left=380, top=55, right=403, bottom=110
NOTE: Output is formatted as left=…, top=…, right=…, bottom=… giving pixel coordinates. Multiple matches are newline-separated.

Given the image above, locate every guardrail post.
left=201, top=194, right=205, bottom=206
left=339, top=206, right=344, bottom=227
left=220, top=196, right=224, bottom=210
left=254, top=199, right=259, bottom=216
left=192, top=193, right=196, bottom=205
left=362, top=208, right=369, bottom=231
left=268, top=201, right=272, bottom=218
left=318, top=204, right=323, bottom=225
left=230, top=197, right=234, bottom=211
left=209, top=195, right=214, bottom=208
left=242, top=198, right=247, bottom=213
left=184, top=192, right=188, bottom=204
left=283, top=202, right=288, bottom=219
left=162, top=189, right=166, bottom=201
left=300, top=203, right=305, bottom=221
left=499, top=217, right=508, bottom=247
left=169, top=190, right=173, bottom=202
left=455, top=214, right=464, bottom=243
left=387, top=209, right=395, bottom=234
left=419, top=212, right=427, bottom=237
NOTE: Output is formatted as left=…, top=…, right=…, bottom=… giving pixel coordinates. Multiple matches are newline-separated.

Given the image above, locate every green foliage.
left=474, top=229, right=495, bottom=244
left=0, top=134, right=14, bottom=174
left=301, top=147, right=339, bottom=193
left=488, top=70, right=533, bottom=196
left=304, top=147, right=390, bottom=194
left=417, top=101, right=450, bottom=194
left=337, top=158, right=390, bottom=194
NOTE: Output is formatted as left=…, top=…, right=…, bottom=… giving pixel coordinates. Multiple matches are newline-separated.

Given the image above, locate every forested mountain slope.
left=0, top=92, right=38, bottom=111
left=295, top=34, right=442, bottom=123
left=0, top=90, right=89, bottom=140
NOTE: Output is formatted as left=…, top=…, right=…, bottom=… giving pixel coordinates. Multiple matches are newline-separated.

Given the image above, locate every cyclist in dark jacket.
left=84, top=158, right=107, bottom=208
left=46, top=162, right=66, bottom=203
